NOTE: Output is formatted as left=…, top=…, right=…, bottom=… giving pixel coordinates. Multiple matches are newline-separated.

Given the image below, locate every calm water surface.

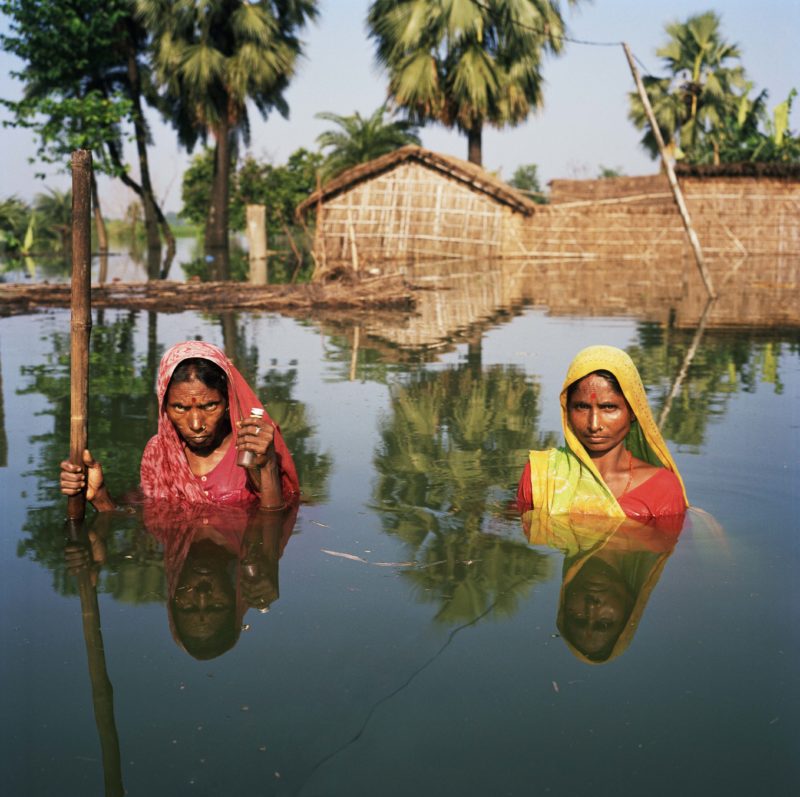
left=1, top=263, right=798, bottom=796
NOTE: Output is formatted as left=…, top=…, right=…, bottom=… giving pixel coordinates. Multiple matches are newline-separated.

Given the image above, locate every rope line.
left=469, top=0, right=656, bottom=75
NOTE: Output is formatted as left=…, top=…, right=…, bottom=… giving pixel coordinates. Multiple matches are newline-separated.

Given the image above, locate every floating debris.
left=321, top=549, right=475, bottom=569
left=321, top=549, right=368, bottom=564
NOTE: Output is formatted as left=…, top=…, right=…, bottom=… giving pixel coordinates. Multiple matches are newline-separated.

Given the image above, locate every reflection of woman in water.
left=525, top=513, right=682, bottom=663
left=517, top=345, right=687, bottom=519
left=147, top=502, right=297, bottom=659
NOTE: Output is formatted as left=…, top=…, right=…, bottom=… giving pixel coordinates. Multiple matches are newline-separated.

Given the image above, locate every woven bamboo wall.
left=314, top=162, right=516, bottom=268
left=518, top=176, right=800, bottom=267
left=311, top=166, right=799, bottom=273
left=550, top=175, right=671, bottom=204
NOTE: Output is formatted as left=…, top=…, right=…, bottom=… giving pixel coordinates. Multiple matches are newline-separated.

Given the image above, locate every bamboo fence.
left=300, top=150, right=798, bottom=275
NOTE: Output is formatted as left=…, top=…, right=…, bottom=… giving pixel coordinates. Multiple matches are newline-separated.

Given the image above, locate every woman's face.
left=563, top=557, right=633, bottom=658
left=567, top=373, right=633, bottom=456
left=165, top=377, right=229, bottom=453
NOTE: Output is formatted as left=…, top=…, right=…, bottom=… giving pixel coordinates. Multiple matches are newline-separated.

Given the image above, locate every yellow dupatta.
left=528, top=345, right=688, bottom=516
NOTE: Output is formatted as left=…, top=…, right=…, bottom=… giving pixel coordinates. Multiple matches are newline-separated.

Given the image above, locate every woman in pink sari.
left=60, top=341, right=299, bottom=511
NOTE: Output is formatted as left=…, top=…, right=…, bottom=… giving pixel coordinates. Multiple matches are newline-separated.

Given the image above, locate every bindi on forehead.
left=590, top=392, right=597, bottom=401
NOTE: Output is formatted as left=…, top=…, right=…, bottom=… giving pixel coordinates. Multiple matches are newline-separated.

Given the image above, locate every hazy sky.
left=1, top=0, right=797, bottom=215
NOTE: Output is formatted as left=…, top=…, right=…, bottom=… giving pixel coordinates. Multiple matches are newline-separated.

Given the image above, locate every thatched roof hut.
left=297, top=146, right=537, bottom=273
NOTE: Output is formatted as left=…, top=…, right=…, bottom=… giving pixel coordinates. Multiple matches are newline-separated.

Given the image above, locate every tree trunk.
left=205, top=119, right=232, bottom=280
left=90, top=173, right=108, bottom=253
left=124, top=25, right=176, bottom=278
left=467, top=122, right=483, bottom=166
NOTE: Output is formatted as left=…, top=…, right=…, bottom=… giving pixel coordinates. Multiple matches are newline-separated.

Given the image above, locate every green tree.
left=137, top=0, right=318, bottom=277
left=710, top=88, right=800, bottom=164
left=180, top=148, right=216, bottom=228
left=508, top=163, right=547, bottom=203
left=0, top=0, right=175, bottom=274
left=367, top=0, right=579, bottom=166
left=0, top=196, right=31, bottom=254
left=180, top=146, right=323, bottom=280
left=232, top=147, right=324, bottom=234
left=315, top=105, right=421, bottom=180
left=628, top=11, right=748, bottom=164
left=33, top=188, right=72, bottom=255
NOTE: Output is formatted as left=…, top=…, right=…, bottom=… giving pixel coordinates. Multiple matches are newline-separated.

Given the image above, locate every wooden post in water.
left=246, top=204, right=268, bottom=284
left=622, top=43, right=717, bottom=300
left=68, top=149, right=93, bottom=521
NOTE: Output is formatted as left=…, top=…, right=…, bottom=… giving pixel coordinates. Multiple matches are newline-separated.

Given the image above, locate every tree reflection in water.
left=630, top=320, right=795, bottom=450
left=373, top=363, right=557, bottom=623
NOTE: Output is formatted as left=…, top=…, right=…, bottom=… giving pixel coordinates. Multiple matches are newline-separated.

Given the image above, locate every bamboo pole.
left=622, top=43, right=717, bottom=299
left=68, top=150, right=93, bottom=521
left=66, top=521, right=124, bottom=796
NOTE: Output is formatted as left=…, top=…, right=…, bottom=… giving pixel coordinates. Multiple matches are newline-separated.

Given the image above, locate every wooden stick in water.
left=68, top=149, right=93, bottom=521
left=622, top=43, right=717, bottom=300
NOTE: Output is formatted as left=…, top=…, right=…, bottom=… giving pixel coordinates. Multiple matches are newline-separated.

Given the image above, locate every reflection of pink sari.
left=144, top=500, right=298, bottom=657
left=140, top=341, right=299, bottom=504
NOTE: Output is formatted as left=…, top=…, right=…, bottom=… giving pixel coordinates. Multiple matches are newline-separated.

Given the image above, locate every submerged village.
left=1, top=3, right=799, bottom=797
left=1, top=4, right=798, bottom=335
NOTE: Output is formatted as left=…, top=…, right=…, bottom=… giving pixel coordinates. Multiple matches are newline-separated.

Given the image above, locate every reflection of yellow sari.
left=528, top=345, right=688, bottom=516
left=524, top=510, right=684, bottom=663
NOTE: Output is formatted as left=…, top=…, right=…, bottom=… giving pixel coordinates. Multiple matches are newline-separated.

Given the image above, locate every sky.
left=1, top=0, right=798, bottom=216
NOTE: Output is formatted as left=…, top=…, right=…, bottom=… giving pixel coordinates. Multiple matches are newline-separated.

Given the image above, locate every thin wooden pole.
left=622, top=43, right=717, bottom=299
left=68, top=150, right=93, bottom=521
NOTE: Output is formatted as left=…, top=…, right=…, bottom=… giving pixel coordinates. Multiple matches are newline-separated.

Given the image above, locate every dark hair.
left=169, top=357, right=228, bottom=400
left=566, top=369, right=623, bottom=402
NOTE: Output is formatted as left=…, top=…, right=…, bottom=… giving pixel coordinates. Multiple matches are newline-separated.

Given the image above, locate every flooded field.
left=1, top=255, right=798, bottom=796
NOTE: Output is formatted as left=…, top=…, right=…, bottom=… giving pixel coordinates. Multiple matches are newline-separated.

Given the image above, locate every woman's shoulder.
left=622, top=466, right=685, bottom=517
left=629, top=465, right=682, bottom=493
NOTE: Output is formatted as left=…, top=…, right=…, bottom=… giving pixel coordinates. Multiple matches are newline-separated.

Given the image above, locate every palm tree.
left=367, top=0, right=578, bottom=166
left=0, top=197, right=31, bottom=254
left=315, top=105, right=421, bottom=180
left=628, top=11, right=748, bottom=163
left=34, top=188, right=72, bottom=254
left=137, top=0, right=317, bottom=276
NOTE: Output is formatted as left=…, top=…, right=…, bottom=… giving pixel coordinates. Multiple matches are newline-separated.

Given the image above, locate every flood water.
left=1, top=256, right=798, bottom=796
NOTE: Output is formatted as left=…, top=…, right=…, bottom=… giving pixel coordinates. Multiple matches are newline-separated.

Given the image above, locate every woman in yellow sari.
left=516, top=345, right=687, bottom=520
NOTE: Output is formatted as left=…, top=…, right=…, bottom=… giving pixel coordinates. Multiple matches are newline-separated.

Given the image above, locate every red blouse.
left=193, top=440, right=257, bottom=506
left=516, top=461, right=685, bottom=520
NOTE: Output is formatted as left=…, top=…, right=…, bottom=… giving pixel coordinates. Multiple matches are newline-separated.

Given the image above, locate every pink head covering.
left=140, top=341, right=300, bottom=503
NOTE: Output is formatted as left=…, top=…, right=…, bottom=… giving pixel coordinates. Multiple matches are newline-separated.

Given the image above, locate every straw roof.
left=674, top=161, right=800, bottom=179
left=296, top=145, right=538, bottom=217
